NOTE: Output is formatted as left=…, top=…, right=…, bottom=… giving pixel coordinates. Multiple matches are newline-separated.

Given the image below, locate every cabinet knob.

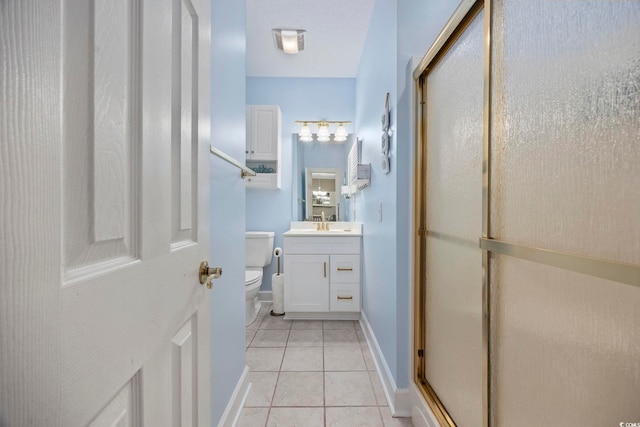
left=245, top=150, right=248, bottom=154
left=251, top=150, right=255, bottom=154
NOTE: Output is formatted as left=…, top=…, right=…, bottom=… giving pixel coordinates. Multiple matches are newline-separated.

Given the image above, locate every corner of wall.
left=360, top=312, right=411, bottom=417
left=216, top=366, right=251, bottom=427
left=209, top=0, right=248, bottom=424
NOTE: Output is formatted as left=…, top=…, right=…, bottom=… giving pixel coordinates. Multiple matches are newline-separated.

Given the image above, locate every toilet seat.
left=245, top=268, right=262, bottom=286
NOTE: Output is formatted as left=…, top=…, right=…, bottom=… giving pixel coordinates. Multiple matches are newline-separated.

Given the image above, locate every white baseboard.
left=258, top=291, right=272, bottom=302
left=284, top=312, right=360, bottom=320
left=359, top=312, right=411, bottom=417
left=409, top=382, right=441, bottom=427
left=217, top=366, right=251, bottom=427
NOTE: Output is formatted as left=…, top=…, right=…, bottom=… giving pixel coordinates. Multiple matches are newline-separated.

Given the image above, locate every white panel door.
left=0, top=0, right=212, bottom=425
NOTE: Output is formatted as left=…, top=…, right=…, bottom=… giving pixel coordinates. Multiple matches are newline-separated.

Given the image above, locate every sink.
left=284, top=222, right=362, bottom=237
left=284, top=229, right=352, bottom=236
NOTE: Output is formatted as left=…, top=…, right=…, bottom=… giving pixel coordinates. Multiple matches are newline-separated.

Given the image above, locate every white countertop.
left=283, top=221, right=362, bottom=237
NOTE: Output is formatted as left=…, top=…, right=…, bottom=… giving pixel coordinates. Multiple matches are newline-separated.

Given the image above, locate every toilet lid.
left=245, top=269, right=262, bottom=285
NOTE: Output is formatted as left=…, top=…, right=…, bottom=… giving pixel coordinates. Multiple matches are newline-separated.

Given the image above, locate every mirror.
left=292, top=134, right=353, bottom=222
left=306, top=168, right=341, bottom=221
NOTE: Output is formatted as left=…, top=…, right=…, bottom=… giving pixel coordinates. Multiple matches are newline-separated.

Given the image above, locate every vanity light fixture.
left=295, top=120, right=352, bottom=143
left=272, top=29, right=306, bottom=54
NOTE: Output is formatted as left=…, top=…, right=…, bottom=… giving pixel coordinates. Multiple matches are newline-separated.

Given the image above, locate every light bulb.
left=281, top=30, right=299, bottom=54
left=334, top=124, right=348, bottom=142
left=317, top=123, right=330, bottom=142
left=298, top=124, right=313, bottom=142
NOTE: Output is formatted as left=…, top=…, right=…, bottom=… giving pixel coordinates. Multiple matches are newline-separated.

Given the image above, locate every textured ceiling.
left=246, top=0, right=376, bottom=78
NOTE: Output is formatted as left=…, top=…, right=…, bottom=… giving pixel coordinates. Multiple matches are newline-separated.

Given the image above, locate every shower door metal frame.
left=412, top=0, right=487, bottom=425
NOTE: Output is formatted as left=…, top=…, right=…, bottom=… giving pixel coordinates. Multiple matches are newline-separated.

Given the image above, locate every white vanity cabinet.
left=283, top=235, right=361, bottom=319
left=246, top=105, right=281, bottom=189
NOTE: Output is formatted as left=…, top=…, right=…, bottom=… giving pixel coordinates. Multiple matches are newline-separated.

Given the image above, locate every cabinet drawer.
left=284, top=236, right=361, bottom=254
left=330, top=255, right=360, bottom=284
left=330, top=284, right=361, bottom=312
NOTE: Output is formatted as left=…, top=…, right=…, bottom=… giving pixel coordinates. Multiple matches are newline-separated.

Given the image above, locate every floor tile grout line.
left=240, top=304, right=411, bottom=427
left=322, top=327, right=326, bottom=421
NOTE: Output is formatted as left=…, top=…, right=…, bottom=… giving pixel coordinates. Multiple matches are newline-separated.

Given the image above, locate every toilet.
left=245, top=231, right=275, bottom=326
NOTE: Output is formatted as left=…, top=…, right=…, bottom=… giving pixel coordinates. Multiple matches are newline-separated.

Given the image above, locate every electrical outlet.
left=377, top=202, right=382, bottom=221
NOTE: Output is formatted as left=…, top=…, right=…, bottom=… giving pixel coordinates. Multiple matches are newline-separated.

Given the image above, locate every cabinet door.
left=245, top=173, right=279, bottom=189
left=249, top=106, right=279, bottom=161
left=284, top=254, right=329, bottom=312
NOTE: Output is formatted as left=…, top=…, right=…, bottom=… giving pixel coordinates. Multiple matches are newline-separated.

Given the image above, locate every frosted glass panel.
left=491, top=0, right=640, bottom=265
left=423, top=11, right=483, bottom=427
left=490, top=255, right=640, bottom=426
left=426, top=14, right=483, bottom=241
left=425, top=236, right=482, bottom=427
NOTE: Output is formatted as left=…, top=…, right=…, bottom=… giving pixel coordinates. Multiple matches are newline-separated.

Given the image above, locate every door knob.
left=199, top=261, right=222, bottom=289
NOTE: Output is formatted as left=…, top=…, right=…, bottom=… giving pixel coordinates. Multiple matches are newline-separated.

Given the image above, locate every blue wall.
left=210, top=0, right=247, bottom=424
left=354, top=0, right=401, bottom=387
left=353, top=0, right=462, bottom=391
left=246, top=77, right=356, bottom=290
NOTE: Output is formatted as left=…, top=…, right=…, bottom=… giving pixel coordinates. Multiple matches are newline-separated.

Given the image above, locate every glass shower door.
left=420, top=9, right=484, bottom=427
left=415, top=1, right=640, bottom=426
left=488, top=1, right=640, bottom=425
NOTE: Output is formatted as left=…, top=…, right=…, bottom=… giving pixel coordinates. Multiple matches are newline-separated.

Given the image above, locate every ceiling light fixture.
left=295, top=120, right=352, bottom=143
left=272, top=29, right=306, bottom=54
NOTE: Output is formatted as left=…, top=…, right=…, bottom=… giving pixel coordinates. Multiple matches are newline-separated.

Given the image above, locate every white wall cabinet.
left=246, top=105, right=281, bottom=189
left=283, top=236, right=361, bottom=319
left=246, top=105, right=279, bottom=160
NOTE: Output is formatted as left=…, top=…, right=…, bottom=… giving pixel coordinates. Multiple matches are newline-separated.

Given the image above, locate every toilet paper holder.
left=274, top=247, right=282, bottom=274
left=271, top=247, right=285, bottom=317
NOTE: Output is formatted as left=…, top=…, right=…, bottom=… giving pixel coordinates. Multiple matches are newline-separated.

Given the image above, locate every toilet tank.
left=245, top=231, right=275, bottom=267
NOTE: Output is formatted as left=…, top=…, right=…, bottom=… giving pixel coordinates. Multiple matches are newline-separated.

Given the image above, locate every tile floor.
left=239, top=304, right=413, bottom=427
